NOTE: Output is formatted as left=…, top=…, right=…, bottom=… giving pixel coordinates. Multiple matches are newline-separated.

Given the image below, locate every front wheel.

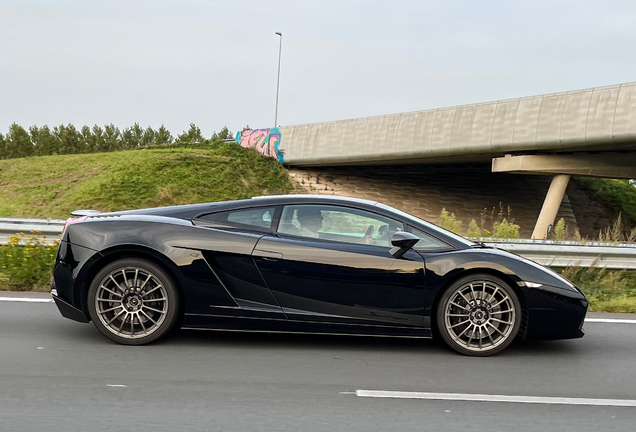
left=87, top=258, right=180, bottom=345
left=436, top=274, right=522, bottom=356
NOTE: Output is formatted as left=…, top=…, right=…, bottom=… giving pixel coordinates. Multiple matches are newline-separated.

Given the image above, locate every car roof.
left=249, top=194, right=378, bottom=206
left=98, top=194, right=379, bottom=220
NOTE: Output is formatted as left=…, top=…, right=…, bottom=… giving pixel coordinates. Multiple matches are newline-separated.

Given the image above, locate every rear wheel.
left=436, top=274, right=521, bottom=356
left=87, top=258, right=180, bottom=345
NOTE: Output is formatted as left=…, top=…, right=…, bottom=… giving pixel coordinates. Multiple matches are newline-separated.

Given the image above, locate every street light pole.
left=274, top=32, right=283, bottom=127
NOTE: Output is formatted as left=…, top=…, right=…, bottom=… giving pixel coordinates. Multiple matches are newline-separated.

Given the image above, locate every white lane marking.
left=0, top=297, right=53, bottom=303
left=354, top=390, right=636, bottom=407
left=585, top=318, right=636, bottom=324
left=107, top=384, right=127, bottom=388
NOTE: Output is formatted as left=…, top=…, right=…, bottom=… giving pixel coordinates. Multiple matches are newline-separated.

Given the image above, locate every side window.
left=408, top=226, right=451, bottom=250
left=278, top=204, right=403, bottom=246
left=198, top=207, right=276, bottom=231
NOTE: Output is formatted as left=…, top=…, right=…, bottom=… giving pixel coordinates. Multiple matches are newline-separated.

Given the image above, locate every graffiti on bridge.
left=235, top=128, right=284, bottom=162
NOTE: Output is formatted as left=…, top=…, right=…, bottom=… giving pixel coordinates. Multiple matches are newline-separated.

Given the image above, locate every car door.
left=193, top=206, right=287, bottom=319
left=252, top=204, right=427, bottom=327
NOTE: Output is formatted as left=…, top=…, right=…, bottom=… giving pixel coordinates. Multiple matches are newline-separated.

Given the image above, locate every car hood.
left=475, top=245, right=582, bottom=293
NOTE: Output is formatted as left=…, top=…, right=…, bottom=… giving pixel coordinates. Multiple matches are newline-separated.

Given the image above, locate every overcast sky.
left=1, top=0, right=635, bottom=137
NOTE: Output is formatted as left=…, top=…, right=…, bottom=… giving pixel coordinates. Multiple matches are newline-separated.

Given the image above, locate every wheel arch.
left=429, top=267, right=528, bottom=339
left=76, top=244, right=185, bottom=318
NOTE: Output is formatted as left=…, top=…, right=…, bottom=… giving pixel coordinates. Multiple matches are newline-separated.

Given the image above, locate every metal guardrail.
left=0, top=217, right=64, bottom=246
left=0, top=217, right=65, bottom=234
left=0, top=217, right=634, bottom=269
left=0, top=217, right=66, bottom=225
left=479, top=237, right=636, bottom=248
left=485, top=242, right=636, bottom=270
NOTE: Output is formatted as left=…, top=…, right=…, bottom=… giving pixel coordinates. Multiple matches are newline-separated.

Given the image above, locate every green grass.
left=560, top=266, right=636, bottom=313
left=0, top=143, right=294, bottom=218
left=573, top=177, right=636, bottom=224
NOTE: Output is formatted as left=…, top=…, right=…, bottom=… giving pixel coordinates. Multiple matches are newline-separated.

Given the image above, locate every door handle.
left=253, top=249, right=284, bottom=260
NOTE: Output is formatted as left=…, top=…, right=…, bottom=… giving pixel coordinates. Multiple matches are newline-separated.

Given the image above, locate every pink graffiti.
left=237, top=129, right=282, bottom=160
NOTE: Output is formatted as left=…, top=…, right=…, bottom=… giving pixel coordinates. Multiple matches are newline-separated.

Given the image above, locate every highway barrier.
left=0, top=217, right=635, bottom=269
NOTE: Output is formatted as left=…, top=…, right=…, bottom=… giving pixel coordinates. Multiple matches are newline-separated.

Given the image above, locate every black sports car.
left=51, top=195, right=588, bottom=356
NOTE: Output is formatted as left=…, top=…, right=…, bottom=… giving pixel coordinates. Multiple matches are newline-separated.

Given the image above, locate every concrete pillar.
left=531, top=175, right=571, bottom=240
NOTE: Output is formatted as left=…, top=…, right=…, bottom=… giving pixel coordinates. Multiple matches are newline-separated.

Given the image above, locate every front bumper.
left=523, top=286, right=588, bottom=340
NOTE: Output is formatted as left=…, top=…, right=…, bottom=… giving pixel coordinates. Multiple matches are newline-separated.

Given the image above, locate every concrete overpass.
left=238, top=82, right=636, bottom=239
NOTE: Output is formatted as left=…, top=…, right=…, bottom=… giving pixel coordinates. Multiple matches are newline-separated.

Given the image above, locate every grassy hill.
left=0, top=143, right=294, bottom=218
left=573, top=177, right=636, bottom=225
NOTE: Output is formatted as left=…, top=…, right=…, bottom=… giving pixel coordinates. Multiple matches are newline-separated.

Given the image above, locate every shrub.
left=554, top=218, right=566, bottom=241
left=439, top=208, right=462, bottom=234
left=573, top=177, right=636, bottom=225
left=597, top=214, right=636, bottom=242
left=479, top=203, right=520, bottom=239
left=466, top=219, right=481, bottom=237
left=492, top=218, right=520, bottom=239
left=562, top=264, right=636, bottom=313
left=0, top=233, right=59, bottom=291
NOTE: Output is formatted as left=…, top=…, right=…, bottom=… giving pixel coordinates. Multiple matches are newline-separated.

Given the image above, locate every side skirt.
left=182, top=313, right=432, bottom=338
left=181, top=327, right=433, bottom=339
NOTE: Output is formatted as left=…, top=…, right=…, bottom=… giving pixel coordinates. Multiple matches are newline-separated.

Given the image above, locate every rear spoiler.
left=63, top=210, right=102, bottom=236
left=70, top=210, right=102, bottom=217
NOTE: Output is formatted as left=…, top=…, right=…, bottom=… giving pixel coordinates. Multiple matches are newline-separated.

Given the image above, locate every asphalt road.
left=1, top=301, right=636, bottom=432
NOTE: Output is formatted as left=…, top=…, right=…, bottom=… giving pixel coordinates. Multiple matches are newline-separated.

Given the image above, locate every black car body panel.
left=420, top=248, right=587, bottom=340
left=253, top=235, right=427, bottom=327
left=52, top=195, right=587, bottom=341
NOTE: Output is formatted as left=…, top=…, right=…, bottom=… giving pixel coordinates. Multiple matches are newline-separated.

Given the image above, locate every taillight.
left=62, top=216, right=88, bottom=237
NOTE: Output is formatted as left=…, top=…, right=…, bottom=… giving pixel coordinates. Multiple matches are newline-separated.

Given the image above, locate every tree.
left=103, top=124, right=121, bottom=152
left=5, top=123, right=33, bottom=158
left=141, top=127, right=156, bottom=147
left=55, top=124, right=83, bottom=155
left=29, top=126, right=41, bottom=155
left=175, top=123, right=205, bottom=144
left=0, top=122, right=230, bottom=157
left=0, top=133, right=6, bottom=159
left=89, top=125, right=106, bottom=154
left=154, top=125, right=173, bottom=146
left=121, top=123, right=145, bottom=149
left=212, top=126, right=233, bottom=140
left=80, top=126, right=94, bottom=153
left=31, top=125, right=59, bottom=156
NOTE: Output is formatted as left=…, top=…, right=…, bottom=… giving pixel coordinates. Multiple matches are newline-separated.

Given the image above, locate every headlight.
left=517, top=281, right=543, bottom=288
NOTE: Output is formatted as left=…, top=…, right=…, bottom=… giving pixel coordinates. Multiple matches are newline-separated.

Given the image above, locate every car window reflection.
left=279, top=205, right=404, bottom=247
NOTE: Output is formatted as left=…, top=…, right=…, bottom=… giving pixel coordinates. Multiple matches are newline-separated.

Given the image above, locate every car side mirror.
left=390, top=232, right=420, bottom=258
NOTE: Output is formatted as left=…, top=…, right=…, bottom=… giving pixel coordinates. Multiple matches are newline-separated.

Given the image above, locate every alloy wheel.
left=94, top=266, right=169, bottom=340
left=443, top=280, right=518, bottom=353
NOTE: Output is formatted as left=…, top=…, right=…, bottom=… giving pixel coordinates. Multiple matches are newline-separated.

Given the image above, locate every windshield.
left=374, top=203, right=476, bottom=247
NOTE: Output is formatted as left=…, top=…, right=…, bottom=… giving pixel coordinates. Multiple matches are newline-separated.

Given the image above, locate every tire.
left=87, top=258, right=181, bottom=345
left=436, top=274, right=522, bottom=356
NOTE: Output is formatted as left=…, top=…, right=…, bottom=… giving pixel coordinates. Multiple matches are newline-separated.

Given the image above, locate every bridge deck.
left=278, top=82, right=636, bottom=166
